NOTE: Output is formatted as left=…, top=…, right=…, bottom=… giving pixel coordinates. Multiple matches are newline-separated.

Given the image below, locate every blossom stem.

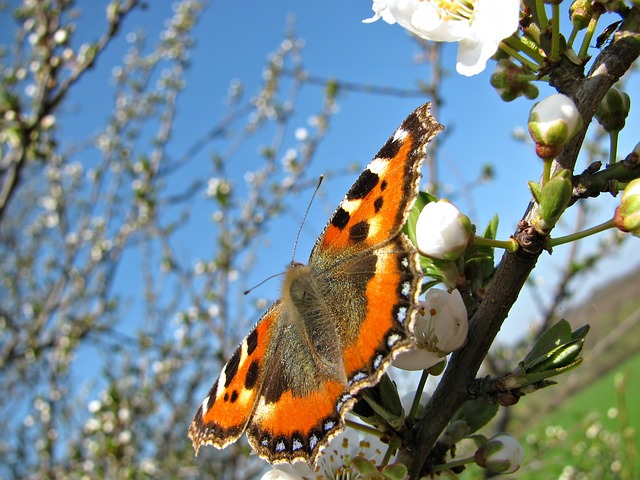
left=579, top=14, right=600, bottom=59
left=381, top=445, right=396, bottom=468
left=609, top=131, right=619, bottom=165
left=407, top=370, right=429, bottom=423
left=542, top=158, right=552, bottom=185
left=433, top=455, right=476, bottom=472
left=550, top=3, right=561, bottom=62
left=535, top=0, right=550, bottom=30
left=567, top=24, right=579, bottom=49
left=472, top=235, right=519, bottom=253
left=549, top=218, right=615, bottom=247
left=344, top=419, right=384, bottom=439
left=501, top=37, right=544, bottom=70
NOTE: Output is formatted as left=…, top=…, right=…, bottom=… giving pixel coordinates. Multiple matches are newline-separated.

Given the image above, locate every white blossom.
left=416, top=200, right=472, bottom=260
left=364, top=0, right=520, bottom=75
left=261, top=428, right=386, bottom=480
left=393, top=289, right=468, bottom=370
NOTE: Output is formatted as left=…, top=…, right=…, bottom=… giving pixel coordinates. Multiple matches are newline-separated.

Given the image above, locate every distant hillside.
left=517, top=266, right=640, bottom=423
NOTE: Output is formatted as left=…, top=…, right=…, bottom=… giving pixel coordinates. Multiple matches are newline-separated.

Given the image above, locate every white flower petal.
left=393, top=348, right=442, bottom=371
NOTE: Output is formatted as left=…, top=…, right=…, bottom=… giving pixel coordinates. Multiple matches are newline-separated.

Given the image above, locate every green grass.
left=515, top=353, right=640, bottom=479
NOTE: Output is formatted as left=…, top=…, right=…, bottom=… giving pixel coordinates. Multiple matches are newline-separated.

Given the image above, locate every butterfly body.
left=189, top=103, right=443, bottom=465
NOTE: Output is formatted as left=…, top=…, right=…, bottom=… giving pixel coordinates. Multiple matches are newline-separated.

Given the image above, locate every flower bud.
left=490, top=59, right=539, bottom=102
left=416, top=200, right=472, bottom=260
left=595, top=87, right=631, bottom=133
left=393, top=289, right=468, bottom=371
left=570, top=0, right=593, bottom=30
left=475, top=434, right=524, bottom=474
left=528, top=94, right=582, bottom=159
left=530, top=169, right=573, bottom=235
left=614, top=178, right=640, bottom=237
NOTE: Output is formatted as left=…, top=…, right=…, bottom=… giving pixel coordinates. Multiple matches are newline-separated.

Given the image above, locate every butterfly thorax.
left=278, top=264, right=348, bottom=393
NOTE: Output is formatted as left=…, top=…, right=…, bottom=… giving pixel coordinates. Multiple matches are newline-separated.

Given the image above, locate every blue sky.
left=14, top=0, right=640, bottom=345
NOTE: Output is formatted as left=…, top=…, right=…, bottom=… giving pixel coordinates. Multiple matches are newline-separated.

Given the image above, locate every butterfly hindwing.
left=189, top=303, right=281, bottom=453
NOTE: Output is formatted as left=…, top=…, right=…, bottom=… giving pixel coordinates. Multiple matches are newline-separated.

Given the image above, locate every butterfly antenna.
left=243, top=272, right=285, bottom=295
left=291, top=175, right=324, bottom=265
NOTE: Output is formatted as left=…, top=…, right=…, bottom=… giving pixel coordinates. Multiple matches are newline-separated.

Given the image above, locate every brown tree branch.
left=401, top=8, right=640, bottom=478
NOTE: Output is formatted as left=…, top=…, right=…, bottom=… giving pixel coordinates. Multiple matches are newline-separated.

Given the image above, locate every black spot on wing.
left=380, top=179, right=388, bottom=191
left=349, top=220, right=370, bottom=243
left=246, top=329, right=258, bottom=355
left=224, top=347, right=241, bottom=387
left=347, top=169, right=379, bottom=200
left=230, top=390, right=238, bottom=403
left=245, top=360, right=259, bottom=389
left=206, top=379, right=219, bottom=410
left=374, top=196, right=383, bottom=213
left=331, top=207, right=350, bottom=230
left=376, top=135, right=402, bottom=160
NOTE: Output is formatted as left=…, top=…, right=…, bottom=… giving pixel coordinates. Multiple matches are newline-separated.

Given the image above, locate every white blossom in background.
left=364, top=0, right=521, bottom=76
left=416, top=199, right=472, bottom=260
left=394, top=288, right=468, bottom=370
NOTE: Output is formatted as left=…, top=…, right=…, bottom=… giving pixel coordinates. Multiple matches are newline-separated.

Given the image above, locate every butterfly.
left=189, top=103, right=443, bottom=465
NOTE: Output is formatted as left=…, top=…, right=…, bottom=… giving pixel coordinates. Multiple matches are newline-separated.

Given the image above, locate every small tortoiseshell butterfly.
left=189, top=103, right=443, bottom=465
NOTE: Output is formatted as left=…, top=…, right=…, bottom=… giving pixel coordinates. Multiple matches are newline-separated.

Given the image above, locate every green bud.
left=570, top=0, right=593, bottom=30
left=614, top=178, right=640, bottom=236
left=531, top=169, right=573, bottom=235
left=595, top=87, right=631, bottom=133
left=491, top=59, right=539, bottom=103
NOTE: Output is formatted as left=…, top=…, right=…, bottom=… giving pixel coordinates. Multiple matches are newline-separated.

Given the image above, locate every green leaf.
left=465, top=215, right=499, bottom=292
left=381, top=463, right=408, bottom=480
left=522, top=319, right=573, bottom=368
left=359, top=374, right=405, bottom=430
left=451, top=398, right=500, bottom=436
left=528, top=180, right=542, bottom=203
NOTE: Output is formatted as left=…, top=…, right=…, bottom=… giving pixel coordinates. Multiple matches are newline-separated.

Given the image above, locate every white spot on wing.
left=387, top=333, right=401, bottom=347
left=339, top=198, right=362, bottom=214
left=309, top=434, right=318, bottom=450
left=217, top=373, right=227, bottom=395
left=373, top=354, right=383, bottom=369
left=336, top=394, right=352, bottom=412
left=275, top=440, right=286, bottom=452
left=200, top=396, right=210, bottom=415
left=292, top=438, right=303, bottom=451
left=397, top=306, right=407, bottom=324
left=367, top=157, right=389, bottom=174
left=401, top=281, right=411, bottom=298
left=324, top=419, right=336, bottom=431
left=349, top=372, right=367, bottom=385
left=393, top=128, right=408, bottom=143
